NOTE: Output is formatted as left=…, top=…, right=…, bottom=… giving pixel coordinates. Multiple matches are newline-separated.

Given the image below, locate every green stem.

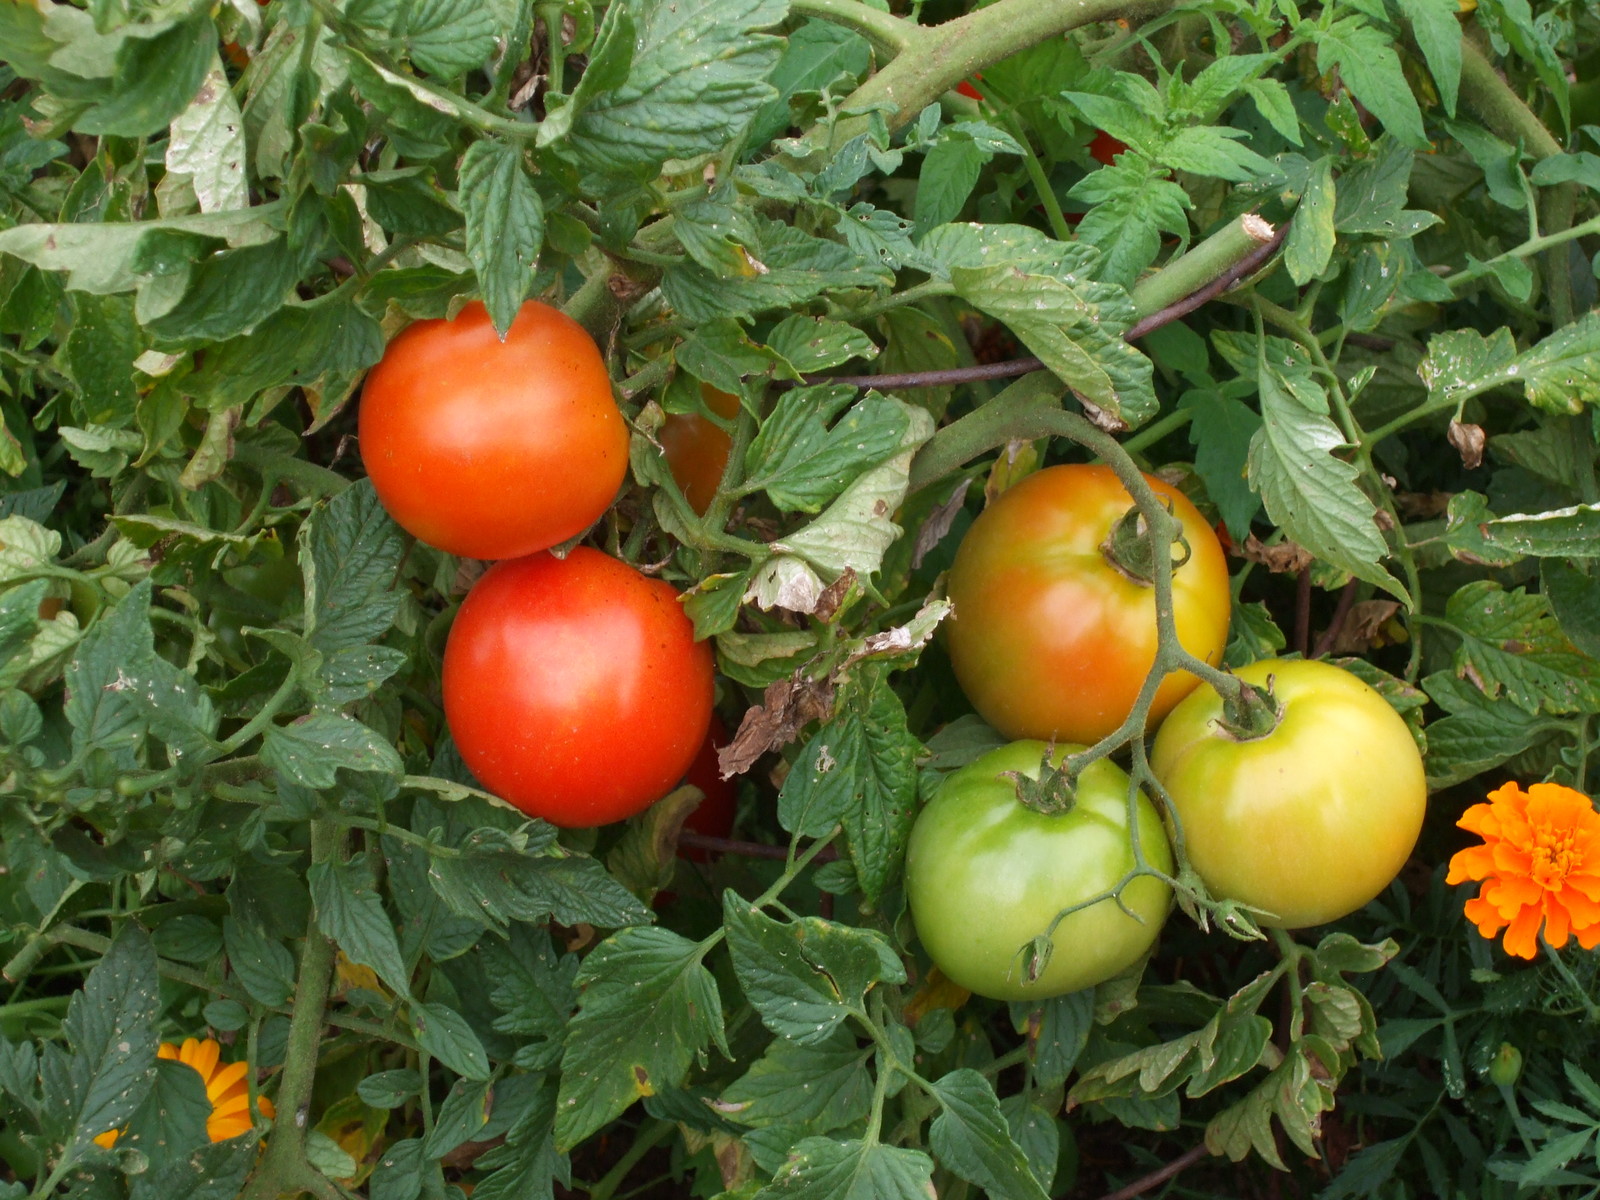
left=1128, top=215, right=1277, bottom=318
left=241, top=820, right=341, bottom=1200
left=834, top=278, right=956, bottom=323
left=811, top=0, right=1170, bottom=149
left=563, top=258, right=663, bottom=344
left=998, top=108, right=1074, bottom=243
left=214, top=668, right=299, bottom=756
left=1120, top=407, right=1194, bottom=458
left=1459, top=36, right=1563, bottom=159
left=789, top=0, right=918, bottom=57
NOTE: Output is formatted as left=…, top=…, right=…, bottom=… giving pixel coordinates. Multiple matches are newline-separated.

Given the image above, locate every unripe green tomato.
left=905, top=740, right=1173, bottom=1001
left=1150, top=658, right=1427, bottom=929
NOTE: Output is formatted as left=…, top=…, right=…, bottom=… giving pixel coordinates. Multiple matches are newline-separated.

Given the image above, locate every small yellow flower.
left=1447, top=781, right=1600, bottom=960
left=95, top=1038, right=274, bottom=1148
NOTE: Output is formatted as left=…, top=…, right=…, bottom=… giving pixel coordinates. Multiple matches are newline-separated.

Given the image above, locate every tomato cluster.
left=360, top=301, right=714, bottom=829
left=909, top=462, right=1427, bottom=1000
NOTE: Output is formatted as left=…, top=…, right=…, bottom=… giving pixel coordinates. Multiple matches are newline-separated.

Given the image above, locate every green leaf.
left=745, top=19, right=872, bottom=148
left=1544, top=559, right=1600, bottom=659
left=1285, top=157, right=1335, bottom=285
left=1396, top=0, right=1461, bottom=115
left=1332, top=140, right=1415, bottom=235
left=1482, top=504, right=1600, bottom=558
left=119, top=1056, right=212, bottom=1163
left=1518, top=312, right=1600, bottom=414
left=1314, top=19, right=1427, bottom=149
left=397, top=0, right=500, bottom=77
left=1440, top=581, right=1600, bottom=714
left=126, top=1136, right=258, bottom=1200
left=1246, top=367, right=1405, bottom=601
left=1321, top=1136, right=1411, bottom=1198
left=555, top=927, right=726, bottom=1148
left=916, top=135, right=986, bottom=231
left=60, top=924, right=160, bottom=1156
left=742, top=386, right=910, bottom=513
left=144, top=236, right=302, bottom=349
left=720, top=1026, right=874, bottom=1131
left=1156, top=125, right=1274, bottom=181
left=459, top=139, right=544, bottom=337
left=482, top=924, right=579, bottom=1071
left=1182, top=384, right=1261, bottom=541
left=566, top=0, right=785, bottom=178
left=223, top=916, right=295, bottom=1007
left=420, top=1079, right=492, bottom=1158
left=1069, top=159, right=1191, bottom=288
left=303, top=480, right=407, bottom=654
left=411, top=1000, right=490, bottom=1081
left=755, top=1138, right=934, bottom=1200
left=1012, top=990, right=1093, bottom=1088
left=73, top=15, right=217, bottom=138
left=929, top=1069, right=1050, bottom=1200
left=310, top=856, right=412, bottom=999
left=1416, top=326, right=1518, bottom=398
left=261, top=712, right=404, bottom=788
left=925, top=224, right=1156, bottom=427
left=358, top=1070, right=424, bottom=1109
left=1000, top=1095, right=1059, bottom=1192
left=1243, top=78, right=1301, bottom=145
left=724, top=894, right=905, bottom=1044
left=167, top=53, right=249, bottom=213
left=765, top=315, right=876, bottom=375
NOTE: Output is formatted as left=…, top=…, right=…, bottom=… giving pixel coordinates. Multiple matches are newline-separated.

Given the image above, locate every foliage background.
left=2, top=0, right=1600, bottom=1195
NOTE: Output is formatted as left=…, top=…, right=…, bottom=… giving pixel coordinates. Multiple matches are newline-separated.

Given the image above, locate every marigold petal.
left=259, top=1095, right=276, bottom=1120
left=1502, top=906, right=1544, bottom=959
left=157, top=1043, right=179, bottom=1061
left=1578, top=922, right=1600, bottom=951
left=1542, top=899, right=1573, bottom=948
left=94, top=1129, right=120, bottom=1149
left=1446, top=845, right=1497, bottom=884
left=210, top=1093, right=251, bottom=1119
left=1456, top=801, right=1502, bottom=837
left=190, top=1039, right=221, bottom=1082
left=1464, top=894, right=1510, bottom=938
left=1484, top=875, right=1542, bottom=913
left=208, top=1115, right=253, bottom=1142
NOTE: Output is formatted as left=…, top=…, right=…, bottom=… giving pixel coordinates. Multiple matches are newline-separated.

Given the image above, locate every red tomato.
left=679, top=716, right=736, bottom=859
left=659, top=385, right=740, bottom=516
left=944, top=464, right=1231, bottom=744
left=442, top=548, right=714, bottom=828
left=1089, top=130, right=1127, bottom=165
left=359, top=300, right=627, bottom=561
left=957, top=80, right=984, bottom=100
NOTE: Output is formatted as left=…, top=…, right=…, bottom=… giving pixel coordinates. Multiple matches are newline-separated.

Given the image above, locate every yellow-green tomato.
left=904, top=740, right=1174, bottom=1002
left=1150, top=658, right=1427, bottom=929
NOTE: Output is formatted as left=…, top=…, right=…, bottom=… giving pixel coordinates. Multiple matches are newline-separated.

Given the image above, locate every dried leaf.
left=1329, top=600, right=1402, bottom=655
left=1241, top=535, right=1313, bottom=573
left=1447, top=420, right=1485, bottom=469
left=718, top=672, right=837, bottom=777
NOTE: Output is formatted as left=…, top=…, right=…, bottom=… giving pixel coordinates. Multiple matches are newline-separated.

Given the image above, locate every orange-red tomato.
left=442, top=548, right=714, bottom=828
left=957, top=79, right=984, bottom=100
left=944, top=464, right=1231, bottom=744
left=359, top=300, right=627, bottom=560
left=659, top=385, right=740, bottom=516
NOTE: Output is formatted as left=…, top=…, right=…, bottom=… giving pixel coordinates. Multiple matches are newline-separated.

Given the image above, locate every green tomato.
left=904, top=740, right=1173, bottom=1002
left=1150, top=658, right=1427, bottom=929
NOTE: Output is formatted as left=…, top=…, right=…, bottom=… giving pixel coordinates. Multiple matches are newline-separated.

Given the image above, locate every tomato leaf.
left=719, top=1027, right=874, bottom=1132
left=411, top=1000, right=490, bottom=1081
left=756, top=1137, right=934, bottom=1200
left=303, top=481, right=406, bottom=654
left=1284, top=157, right=1336, bottom=286
left=724, top=896, right=904, bottom=1044
left=459, top=139, right=544, bottom=338
left=223, top=916, right=295, bottom=1008
left=309, top=856, right=412, bottom=1000
left=928, top=1069, right=1050, bottom=1200
left=554, top=927, right=726, bottom=1149
left=1442, top=580, right=1600, bottom=714
left=1010, top=990, right=1092, bottom=1088
left=1313, top=19, right=1427, bottom=150
left=1246, top=367, right=1407, bottom=603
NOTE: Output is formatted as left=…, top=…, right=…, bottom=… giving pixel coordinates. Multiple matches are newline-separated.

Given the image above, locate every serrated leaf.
left=459, top=139, right=544, bottom=337
left=1441, top=581, right=1600, bottom=714
left=724, top=894, right=904, bottom=1044
left=303, top=480, right=406, bottom=653
left=166, top=54, right=248, bottom=213
left=928, top=1069, right=1049, bottom=1200
left=1068, top=159, right=1191, bottom=288
left=1314, top=19, right=1427, bottom=149
left=310, top=856, right=411, bottom=999
left=223, top=916, right=295, bottom=1007
left=1285, top=157, right=1335, bottom=285
left=261, top=712, right=404, bottom=787
left=1518, top=312, right=1600, bottom=414
left=1482, top=504, right=1600, bottom=558
left=742, top=386, right=909, bottom=513
left=1182, top=384, right=1261, bottom=541
left=411, top=1000, right=490, bottom=1081
left=1246, top=367, right=1404, bottom=601
left=555, top=927, right=725, bottom=1148
left=764, top=315, right=876, bottom=375
left=567, top=0, right=785, bottom=177
left=925, top=224, right=1155, bottom=426
left=720, top=1026, right=873, bottom=1131
left=1416, top=326, right=1518, bottom=398
left=1396, top=0, right=1461, bottom=115
left=757, top=1138, right=934, bottom=1200
left=61, top=925, right=160, bottom=1155
left=425, top=827, right=651, bottom=931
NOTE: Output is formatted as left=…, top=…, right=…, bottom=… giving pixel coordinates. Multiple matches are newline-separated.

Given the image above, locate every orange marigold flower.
left=1446, top=780, right=1600, bottom=960
left=94, top=1037, right=274, bottom=1148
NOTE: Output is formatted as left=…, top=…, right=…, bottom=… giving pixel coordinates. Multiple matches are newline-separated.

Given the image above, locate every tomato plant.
left=442, top=548, right=714, bottom=827
left=1150, top=659, right=1427, bottom=929
left=659, top=385, right=740, bottom=516
left=944, top=463, right=1230, bottom=744
left=359, top=300, right=628, bottom=560
left=905, top=740, right=1173, bottom=1000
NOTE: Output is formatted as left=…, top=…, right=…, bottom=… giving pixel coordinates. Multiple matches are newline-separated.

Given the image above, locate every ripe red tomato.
left=944, top=463, right=1230, bottom=744
left=1150, top=658, right=1427, bottom=929
left=906, top=740, right=1172, bottom=1000
left=659, top=386, right=740, bottom=516
left=957, top=79, right=984, bottom=100
left=359, top=300, right=627, bottom=561
left=1089, top=130, right=1128, bottom=165
left=442, top=548, right=714, bottom=828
